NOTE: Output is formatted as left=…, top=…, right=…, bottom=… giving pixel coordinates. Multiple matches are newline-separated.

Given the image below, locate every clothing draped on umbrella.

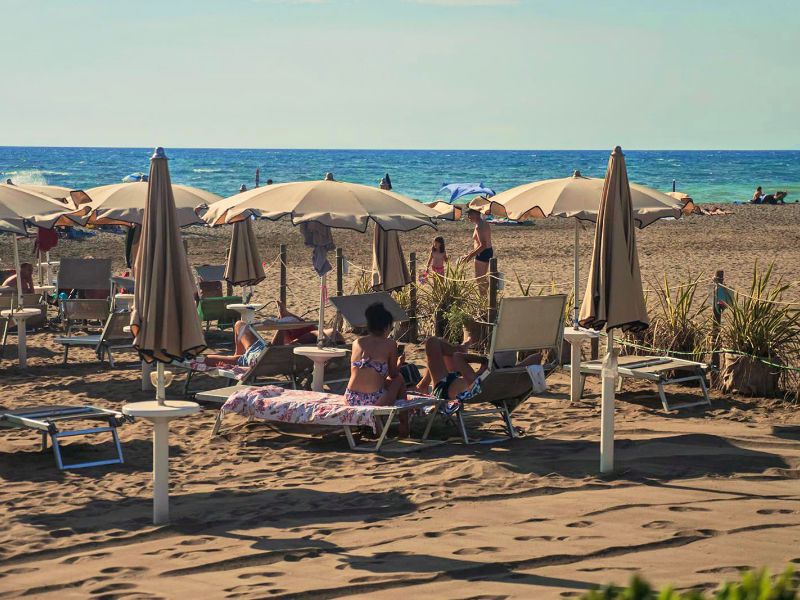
left=130, top=147, right=206, bottom=364
left=372, top=225, right=411, bottom=292
left=224, top=218, right=266, bottom=287
left=300, top=221, right=336, bottom=277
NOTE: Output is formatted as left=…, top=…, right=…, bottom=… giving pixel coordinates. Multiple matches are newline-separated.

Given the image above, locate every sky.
left=2, top=0, right=799, bottom=150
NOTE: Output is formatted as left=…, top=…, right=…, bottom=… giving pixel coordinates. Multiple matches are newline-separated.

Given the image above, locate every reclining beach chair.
left=53, top=310, right=134, bottom=366
left=57, top=258, right=112, bottom=333
left=0, top=405, right=132, bottom=470
left=566, top=354, right=711, bottom=411
left=453, top=294, right=567, bottom=444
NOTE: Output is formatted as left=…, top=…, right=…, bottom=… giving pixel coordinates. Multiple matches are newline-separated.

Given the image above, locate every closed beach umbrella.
left=130, top=147, right=206, bottom=367
left=372, top=225, right=411, bottom=292
left=476, top=170, right=685, bottom=324
left=70, top=181, right=220, bottom=227
left=578, top=147, right=649, bottom=473
left=224, top=218, right=266, bottom=287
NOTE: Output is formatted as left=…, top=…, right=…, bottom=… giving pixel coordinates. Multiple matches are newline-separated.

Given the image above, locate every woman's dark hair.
left=431, top=235, right=445, bottom=253
left=365, top=302, right=393, bottom=335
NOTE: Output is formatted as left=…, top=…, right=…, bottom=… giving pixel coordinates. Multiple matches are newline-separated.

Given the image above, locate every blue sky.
left=2, top=0, right=798, bottom=149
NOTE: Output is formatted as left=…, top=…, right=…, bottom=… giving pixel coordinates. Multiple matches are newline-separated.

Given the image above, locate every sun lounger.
left=53, top=310, right=134, bottom=366
left=198, top=385, right=444, bottom=453
left=565, top=354, right=711, bottom=411
left=453, top=294, right=567, bottom=443
left=0, top=405, right=132, bottom=470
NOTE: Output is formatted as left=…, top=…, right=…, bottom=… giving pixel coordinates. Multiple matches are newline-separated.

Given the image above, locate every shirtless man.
left=2, top=262, right=34, bottom=294
left=460, top=208, right=493, bottom=296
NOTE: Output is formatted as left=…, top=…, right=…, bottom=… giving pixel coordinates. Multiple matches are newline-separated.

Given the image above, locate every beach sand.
left=1, top=204, right=799, bottom=598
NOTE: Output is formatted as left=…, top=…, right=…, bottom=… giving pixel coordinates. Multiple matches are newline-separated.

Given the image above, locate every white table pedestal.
left=122, top=400, right=199, bottom=525
left=563, top=326, right=599, bottom=403
left=1, top=308, right=40, bottom=368
left=293, top=346, right=347, bottom=392
left=226, top=303, right=265, bottom=325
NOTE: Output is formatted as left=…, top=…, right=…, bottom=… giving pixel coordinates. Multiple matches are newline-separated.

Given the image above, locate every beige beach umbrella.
left=204, top=176, right=437, bottom=346
left=70, top=181, right=220, bottom=227
left=203, top=178, right=439, bottom=232
left=129, top=147, right=206, bottom=366
left=224, top=218, right=266, bottom=288
left=7, top=183, right=74, bottom=205
left=372, top=225, right=412, bottom=292
left=578, top=147, right=649, bottom=473
left=425, top=200, right=462, bottom=221
left=474, top=170, right=685, bottom=325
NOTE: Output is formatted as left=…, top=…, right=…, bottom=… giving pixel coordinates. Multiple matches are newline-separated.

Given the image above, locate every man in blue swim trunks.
left=461, top=208, right=493, bottom=297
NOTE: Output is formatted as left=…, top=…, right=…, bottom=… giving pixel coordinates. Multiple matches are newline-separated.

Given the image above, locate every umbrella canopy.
left=437, top=182, right=495, bottom=204
left=579, top=147, right=649, bottom=333
left=372, top=225, right=411, bottom=292
left=224, top=218, right=266, bottom=287
left=6, top=183, right=75, bottom=205
left=477, top=170, right=687, bottom=228
left=203, top=179, right=439, bottom=233
left=130, top=148, right=206, bottom=364
left=70, top=181, right=220, bottom=227
left=0, top=183, right=75, bottom=235
left=424, top=200, right=462, bottom=221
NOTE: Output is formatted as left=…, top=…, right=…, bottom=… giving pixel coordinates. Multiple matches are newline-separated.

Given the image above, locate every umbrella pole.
left=573, top=219, right=580, bottom=326
left=317, top=273, right=326, bottom=348
left=156, top=362, right=166, bottom=406
left=11, top=234, right=24, bottom=308
left=45, top=251, right=51, bottom=285
left=600, top=330, right=616, bottom=473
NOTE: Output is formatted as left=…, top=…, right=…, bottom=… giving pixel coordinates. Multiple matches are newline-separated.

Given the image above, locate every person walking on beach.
left=460, top=208, right=493, bottom=296
left=427, top=235, right=448, bottom=277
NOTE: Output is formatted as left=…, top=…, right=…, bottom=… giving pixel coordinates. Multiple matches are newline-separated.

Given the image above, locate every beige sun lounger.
left=565, top=354, right=711, bottom=411
left=197, top=385, right=444, bottom=453
left=454, top=294, right=567, bottom=444
left=53, top=311, right=134, bottom=366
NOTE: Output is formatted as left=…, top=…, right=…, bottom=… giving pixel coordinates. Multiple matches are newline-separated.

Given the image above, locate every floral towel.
left=221, top=387, right=438, bottom=433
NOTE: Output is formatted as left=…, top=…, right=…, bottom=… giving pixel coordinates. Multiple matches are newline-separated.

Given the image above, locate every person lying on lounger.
left=202, top=320, right=267, bottom=367
left=269, top=301, right=344, bottom=346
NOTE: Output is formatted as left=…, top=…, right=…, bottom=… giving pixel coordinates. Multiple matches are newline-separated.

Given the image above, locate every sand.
left=1, top=204, right=799, bottom=598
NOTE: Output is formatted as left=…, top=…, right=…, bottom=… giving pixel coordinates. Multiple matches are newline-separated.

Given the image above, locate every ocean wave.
left=2, top=169, right=69, bottom=185
left=192, top=168, right=224, bottom=173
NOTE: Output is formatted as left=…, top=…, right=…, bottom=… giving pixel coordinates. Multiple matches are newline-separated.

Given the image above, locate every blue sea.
left=1, top=147, right=798, bottom=204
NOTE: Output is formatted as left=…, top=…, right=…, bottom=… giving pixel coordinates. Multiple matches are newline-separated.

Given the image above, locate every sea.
left=1, top=147, right=798, bottom=204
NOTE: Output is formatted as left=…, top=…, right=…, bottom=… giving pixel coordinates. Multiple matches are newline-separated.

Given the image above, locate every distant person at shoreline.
left=460, top=208, right=493, bottom=297
left=750, top=186, right=764, bottom=204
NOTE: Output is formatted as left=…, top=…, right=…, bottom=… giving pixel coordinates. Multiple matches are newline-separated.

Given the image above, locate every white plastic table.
left=226, top=303, right=265, bottom=324
left=563, top=326, right=599, bottom=403
left=1, top=308, right=40, bottom=368
left=122, top=400, right=199, bottom=525
left=114, top=293, right=134, bottom=310
left=293, top=346, right=347, bottom=392
left=34, top=285, right=56, bottom=295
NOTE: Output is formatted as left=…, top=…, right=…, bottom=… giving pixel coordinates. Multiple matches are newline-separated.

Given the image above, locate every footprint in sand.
left=696, top=565, right=751, bottom=574
left=668, top=506, right=710, bottom=513
left=0, top=567, right=37, bottom=577
left=178, top=536, right=215, bottom=546
left=453, top=546, right=501, bottom=556
left=756, top=508, right=795, bottom=515
left=514, top=535, right=554, bottom=542
left=89, top=582, right=137, bottom=596
left=642, top=520, right=674, bottom=529
left=99, top=566, right=147, bottom=576
left=566, top=521, right=593, bottom=528
left=61, top=552, right=111, bottom=565
left=238, top=572, right=283, bottom=580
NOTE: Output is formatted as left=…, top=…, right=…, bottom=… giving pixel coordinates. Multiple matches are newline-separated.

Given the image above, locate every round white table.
left=122, top=400, right=199, bottom=525
left=114, top=293, right=135, bottom=310
left=34, top=285, right=56, bottom=295
left=293, top=346, right=347, bottom=392
left=1, top=308, right=40, bottom=368
left=563, top=326, right=599, bottom=403
left=226, top=303, right=265, bottom=324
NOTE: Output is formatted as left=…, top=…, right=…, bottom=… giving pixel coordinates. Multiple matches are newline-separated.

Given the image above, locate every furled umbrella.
left=123, top=147, right=206, bottom=526
left=578, top=147, right=650, bottom=473
left=372, top=226, right=412, bottom=292
left=224, top=218, right=266, bottom=295
left=203, top=175, right=438, bottom=335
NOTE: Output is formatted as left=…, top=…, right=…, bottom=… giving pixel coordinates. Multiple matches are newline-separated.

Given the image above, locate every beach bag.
left=526, top=364, right=548, bottom=394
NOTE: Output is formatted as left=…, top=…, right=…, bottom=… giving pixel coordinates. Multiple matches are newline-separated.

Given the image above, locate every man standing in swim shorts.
left=460, top=208, right=493, bottom=297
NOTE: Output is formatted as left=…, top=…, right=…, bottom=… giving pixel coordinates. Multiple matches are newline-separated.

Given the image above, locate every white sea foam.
left=192, top=168, right=223, bottom=173
left=3, top=169, right=68, bottom=185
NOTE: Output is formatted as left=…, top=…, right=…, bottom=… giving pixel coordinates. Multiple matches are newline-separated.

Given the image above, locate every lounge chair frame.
left=0, top=405, right=132, bottom=470
left=53, top=310, right=134, bottom=366
left=198, top=385, right=444, bottom=453
left=454, top=294, right=567, bottom=444
left=567, top=355, right=711, bottom=411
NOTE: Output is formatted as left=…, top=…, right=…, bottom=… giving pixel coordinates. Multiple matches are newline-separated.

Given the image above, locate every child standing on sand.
left=427, top=236, right=448, bottom=277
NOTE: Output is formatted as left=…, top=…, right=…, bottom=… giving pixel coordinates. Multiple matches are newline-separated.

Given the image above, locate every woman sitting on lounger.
left=345, top=302, right=405, bottom=408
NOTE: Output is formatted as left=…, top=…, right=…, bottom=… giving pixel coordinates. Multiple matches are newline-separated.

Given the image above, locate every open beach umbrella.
left=5, top=182, right=75, bottom=205
left=130, top=147, right=206, bottom=367
left=224, top=218, right=266, bottom=289
left=70, top=181, right=220, bottom=227
left=203, top=176, right=438, bottom=344
left=578, top=147, right=649, bottom=474
left=476, top=170, right=686, bottom=324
